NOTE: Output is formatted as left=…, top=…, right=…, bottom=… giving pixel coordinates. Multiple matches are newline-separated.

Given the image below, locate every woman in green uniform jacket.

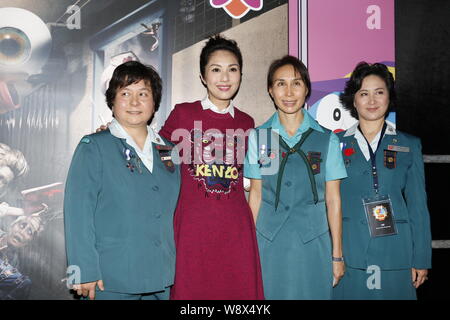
left=64, top=61, right=180, bottom=300
left=245, top=56, right=347, bottom=299
left=333, top=62, right=431, bottom=300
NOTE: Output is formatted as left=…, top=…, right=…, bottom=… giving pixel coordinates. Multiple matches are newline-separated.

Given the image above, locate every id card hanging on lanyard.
left=359, top=123, right=397, bottom=238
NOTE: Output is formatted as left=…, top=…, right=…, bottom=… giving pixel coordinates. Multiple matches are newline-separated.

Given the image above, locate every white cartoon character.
left=311, top=92, right=357, bottom=133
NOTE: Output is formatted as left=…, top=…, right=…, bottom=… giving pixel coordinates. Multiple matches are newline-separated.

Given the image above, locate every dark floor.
left=417, top=249, right=450, bottom=300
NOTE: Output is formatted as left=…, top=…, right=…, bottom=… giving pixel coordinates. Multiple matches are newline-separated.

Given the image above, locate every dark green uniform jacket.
left=64, top=130, right=180, bottom=294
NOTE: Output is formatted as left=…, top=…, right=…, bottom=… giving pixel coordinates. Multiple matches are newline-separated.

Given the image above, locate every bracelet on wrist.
left=332, top=256, right=344, bottom=262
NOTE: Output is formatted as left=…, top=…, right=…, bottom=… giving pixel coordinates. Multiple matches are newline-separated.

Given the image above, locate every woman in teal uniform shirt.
left=245, top=55, right=347, bottom=299
left=64, top=61, right=180, bottom=300
left=333, top=62, right=431, bottom=299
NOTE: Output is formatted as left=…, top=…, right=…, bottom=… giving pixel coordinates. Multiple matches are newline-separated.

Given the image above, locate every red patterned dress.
left=159, top=100, right=264, bottom=299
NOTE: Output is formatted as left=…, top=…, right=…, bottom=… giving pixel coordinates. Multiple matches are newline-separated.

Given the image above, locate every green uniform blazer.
left=337, top=129, right=431, bottom=270
left=64, top=130, right=180, bottom=294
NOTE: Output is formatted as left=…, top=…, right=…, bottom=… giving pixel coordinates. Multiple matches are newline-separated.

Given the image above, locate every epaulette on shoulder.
left=80, top=136, right=91, bottom=144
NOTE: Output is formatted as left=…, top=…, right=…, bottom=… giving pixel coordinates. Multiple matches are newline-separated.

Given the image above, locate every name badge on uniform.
left=156, top=145, right=175, bottom=173
left=387, top=145, right=410, bottom=153
left=307, top=151, right=322, bottom=175
left=384, top=149, right=397, bottom=169
left=362, top=195, right=397, bottom=237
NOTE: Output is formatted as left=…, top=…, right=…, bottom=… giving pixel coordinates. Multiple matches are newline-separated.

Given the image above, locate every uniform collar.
left=344, top=120, right=396, bottom=137
left=109, top=118, right=165, bottom=148
left=201, top=96, right=235, bottom=118
left=266, top=109, right=324, bottom=140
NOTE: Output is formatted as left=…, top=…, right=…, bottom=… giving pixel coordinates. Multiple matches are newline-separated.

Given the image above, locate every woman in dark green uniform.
left=64, top=61, right=180, bottom=300
left=333, top=62, right=431, bottom=299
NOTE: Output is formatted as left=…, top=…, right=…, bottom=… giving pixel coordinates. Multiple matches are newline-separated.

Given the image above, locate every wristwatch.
left=332, top=256, right=344, bottom=262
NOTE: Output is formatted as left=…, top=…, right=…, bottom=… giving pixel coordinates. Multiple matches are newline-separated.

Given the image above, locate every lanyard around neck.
left=358, top=122, right=387, bottom=194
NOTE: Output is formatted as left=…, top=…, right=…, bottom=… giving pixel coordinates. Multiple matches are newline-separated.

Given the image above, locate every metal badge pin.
left=124, top=148, right=132, bottom=161
left=344, top=158, right=351, bottom=167
left=260, top=144, right=266, bottom=154
left=126, top=162, right=135, bottom=172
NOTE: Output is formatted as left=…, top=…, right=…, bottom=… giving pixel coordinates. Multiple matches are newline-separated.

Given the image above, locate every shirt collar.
left=269, top=109, right=324, bottom=140
left=201, top=96, right=235, bottom=118
left=343, top=121, right=396, bottom=137
left=385, top=121, right=397, bottom=135
left=343, top=123, right=358, bottom=137
left=109, top=118, right=165, bottom=147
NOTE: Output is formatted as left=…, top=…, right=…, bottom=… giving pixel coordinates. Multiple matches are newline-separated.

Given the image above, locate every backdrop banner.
left=289, top=0, right=395, bottom=132
left=0, top=0, right=398, bottom=300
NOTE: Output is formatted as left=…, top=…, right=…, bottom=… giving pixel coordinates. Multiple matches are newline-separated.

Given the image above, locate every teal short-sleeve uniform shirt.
left=244, top=109, right=347, bottom=299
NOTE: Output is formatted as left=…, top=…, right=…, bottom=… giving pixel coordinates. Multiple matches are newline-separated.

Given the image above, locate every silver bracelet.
left=332, top=256, right=344, bottom=262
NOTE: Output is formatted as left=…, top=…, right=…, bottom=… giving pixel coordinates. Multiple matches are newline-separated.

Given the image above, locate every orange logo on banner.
left=210, top=0, right=263, bottom=19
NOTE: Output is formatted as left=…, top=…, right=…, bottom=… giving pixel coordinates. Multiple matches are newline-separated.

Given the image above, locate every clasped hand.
left=72, top=280, right=104, bottom=300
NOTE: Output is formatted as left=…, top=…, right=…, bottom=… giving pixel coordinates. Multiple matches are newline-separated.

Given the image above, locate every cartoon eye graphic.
left=0, top=7, right=52, bottom=75
left=202, top=138, right=210, bottom=144
left=314, top=92, right=357, bottom=133
left=333, top=108, right=341, bottom=122
left=0, top=27, right=31, bottom=66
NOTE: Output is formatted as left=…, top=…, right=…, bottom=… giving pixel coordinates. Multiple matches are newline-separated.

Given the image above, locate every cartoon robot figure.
left=307, top=63, right=396, bottom=133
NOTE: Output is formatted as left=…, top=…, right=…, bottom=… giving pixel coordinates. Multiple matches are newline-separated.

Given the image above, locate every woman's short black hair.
left=199, top=34, right=243, bottom=77
left=340, top=62, right=396, bottom=119
left=267, top=55, right=311, bottom=102
left=105, top=61, right=163, bottom=123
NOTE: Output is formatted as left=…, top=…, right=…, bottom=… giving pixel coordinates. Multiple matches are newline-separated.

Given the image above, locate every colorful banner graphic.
left=289, top=0, right=395, bottom=132
left=210, top=0, right=263, bottom=19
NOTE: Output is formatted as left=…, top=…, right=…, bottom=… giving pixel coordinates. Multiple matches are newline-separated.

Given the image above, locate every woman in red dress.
left=160, top=35, right=264, bottom=299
